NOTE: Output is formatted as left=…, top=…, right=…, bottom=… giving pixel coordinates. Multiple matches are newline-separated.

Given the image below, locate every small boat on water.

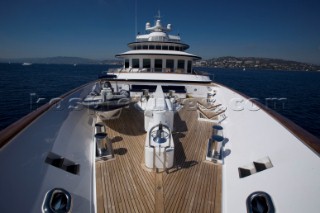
left=22, top=62, right=32, bottom=66
left=0, top=14, right=320, bottom=213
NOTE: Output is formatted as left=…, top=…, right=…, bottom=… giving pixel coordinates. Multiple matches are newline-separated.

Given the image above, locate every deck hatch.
left=45, top=152, right=80, bottom=175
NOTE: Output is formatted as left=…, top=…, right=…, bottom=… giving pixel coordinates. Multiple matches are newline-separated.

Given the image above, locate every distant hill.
left=0, top=56, right=122, bottom=65
left=196, top=56, right=320, bottom=71
left=1, top=56, right=319, bottom=71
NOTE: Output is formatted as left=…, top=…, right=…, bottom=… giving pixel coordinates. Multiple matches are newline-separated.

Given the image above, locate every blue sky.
left=1, top=0, right=319, bottom=64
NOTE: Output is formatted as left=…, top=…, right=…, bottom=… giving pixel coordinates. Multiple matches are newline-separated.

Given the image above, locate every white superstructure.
left=116, top=17, right=200, bottom=73
left=107, top=16, right=210, bottom=83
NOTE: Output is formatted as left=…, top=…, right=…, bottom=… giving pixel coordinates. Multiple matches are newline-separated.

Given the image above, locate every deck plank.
left=96, top=101, right=222, bottom=212
left=95, top=163, right=104, bottom=213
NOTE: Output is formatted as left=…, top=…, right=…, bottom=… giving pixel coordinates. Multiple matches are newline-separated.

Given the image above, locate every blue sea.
left=0, top=64, right=319, bottom=138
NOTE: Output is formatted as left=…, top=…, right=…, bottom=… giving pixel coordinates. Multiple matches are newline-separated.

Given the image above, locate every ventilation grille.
left=45, top=152, right=80, bottom=175
left=238, top=156, right=273, bottom=178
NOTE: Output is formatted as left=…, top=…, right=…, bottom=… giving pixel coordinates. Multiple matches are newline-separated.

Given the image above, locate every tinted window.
left=166, top=59, right=174, bottom=69
left=125, top=59, right=129, bottom=68
left=187, top=61, right=192, bottom=73
left=143, top=59, right=151, bottom=68
left=132, top=59, right=139, bottom=68
left=155, top=59, right=162, bottom=72
left=178, top=60, right=184, bottom=69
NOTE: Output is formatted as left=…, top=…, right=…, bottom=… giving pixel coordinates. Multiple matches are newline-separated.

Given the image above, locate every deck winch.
left=152, top=123, right=168, bottom=144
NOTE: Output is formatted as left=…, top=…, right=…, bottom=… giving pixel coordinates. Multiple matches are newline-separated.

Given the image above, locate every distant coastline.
left=196, top=56, right=320, bottom=71
left=1, top=56, right=319, bottom=71
left=0, top=56, right=122, bottom=65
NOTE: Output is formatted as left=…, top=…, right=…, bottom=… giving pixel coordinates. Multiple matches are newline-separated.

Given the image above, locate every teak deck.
left=96, top=101, right=222, bottom=213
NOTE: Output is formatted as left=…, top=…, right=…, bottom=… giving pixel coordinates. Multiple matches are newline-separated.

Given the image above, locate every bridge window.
left=187, top=61, right=192, bottom=73
left=175, top=46, right=179, bottom=51
left=142, top=45, right=148, bottom=49
left=149, top=45, right=155, bottom=49
left=162, top=45, right=168, bottom=50
left=156, top=45, right=161, bottom=50
left=166, top=59, right=174, bottom=72
left=132, top=59, right=139, bottom=68
left=169, top=46, right=174, bottom=50
left=125, top=59, right=129, bottom=68
left=143, top=59, right=151, bottom=68
left=155, top=59, right=162, bottom=72
left=178, top=60, right=185, bottom=69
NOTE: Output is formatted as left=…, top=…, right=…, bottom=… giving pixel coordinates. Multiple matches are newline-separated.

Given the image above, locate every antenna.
left=135, top=0, right=138, bottom=37
left=154, top=10, right=163, bottom=26
left=155, top=10, right=161, bottom=20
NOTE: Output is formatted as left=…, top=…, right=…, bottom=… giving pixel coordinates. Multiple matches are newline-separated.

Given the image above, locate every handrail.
left=108, top=68, right=211, bottom=76
left=0, top=81, right=94, bottom=149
